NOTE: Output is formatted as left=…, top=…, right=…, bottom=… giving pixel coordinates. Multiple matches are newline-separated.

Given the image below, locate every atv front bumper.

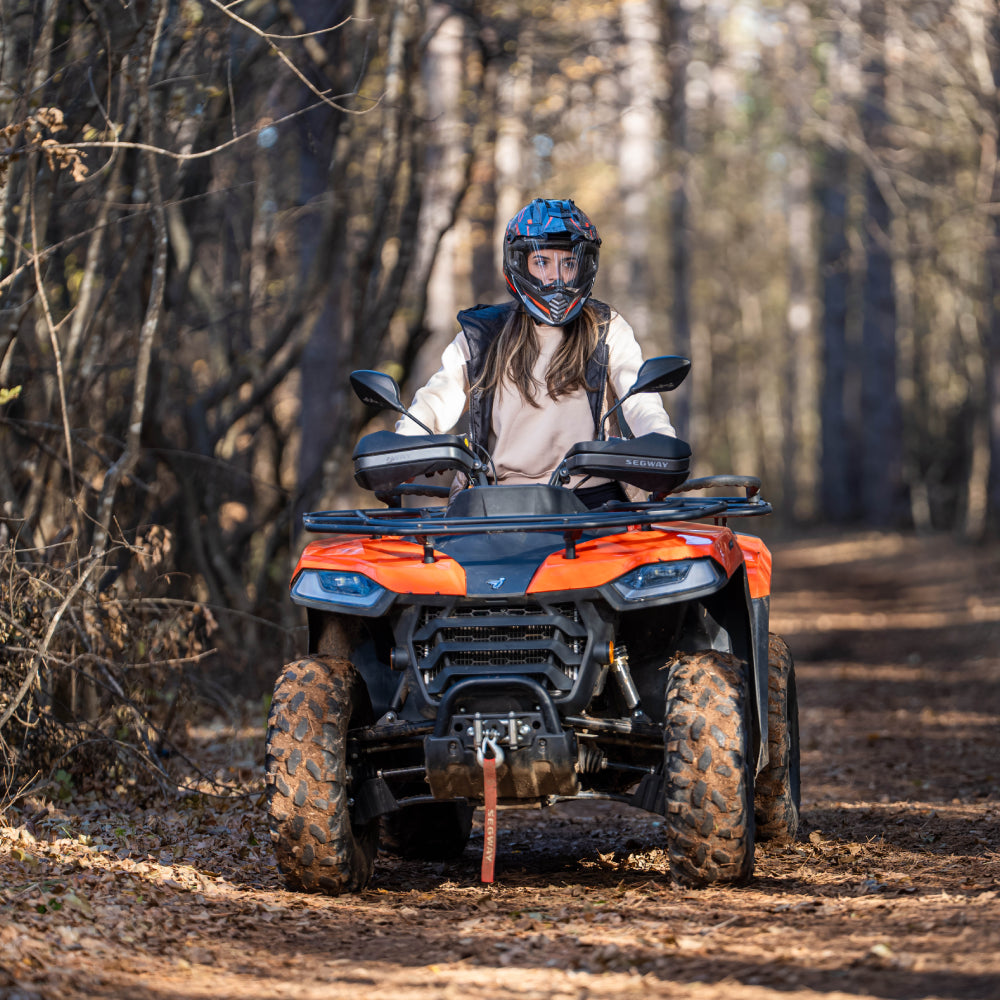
left=423, top=677, right=579, bottom=799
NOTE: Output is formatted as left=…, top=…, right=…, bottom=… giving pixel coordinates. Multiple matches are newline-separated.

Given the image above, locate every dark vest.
left=458, top=299, right=620, bottom=451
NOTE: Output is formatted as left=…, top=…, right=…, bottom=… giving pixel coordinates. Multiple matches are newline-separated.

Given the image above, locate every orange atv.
left=265, top=357, right=799, bottom=893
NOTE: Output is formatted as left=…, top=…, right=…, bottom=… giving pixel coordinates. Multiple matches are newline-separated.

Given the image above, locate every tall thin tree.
left=858, top=3, right=902, bottom=526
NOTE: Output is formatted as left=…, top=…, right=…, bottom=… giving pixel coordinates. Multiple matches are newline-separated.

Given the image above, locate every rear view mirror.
left=350, top=368, right=435, bottom=435
left=628, top=356, right=691, bottom=395
left=350, top=370, right=405, bottom=414
left=600, top=356, right=691, bottom=439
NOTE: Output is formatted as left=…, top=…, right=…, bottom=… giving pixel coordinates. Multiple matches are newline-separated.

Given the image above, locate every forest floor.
left=2, top=530, right=1000, bottom=1000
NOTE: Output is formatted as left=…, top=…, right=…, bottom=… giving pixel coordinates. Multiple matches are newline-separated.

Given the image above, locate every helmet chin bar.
left=530, top=287, right=583, bottom=326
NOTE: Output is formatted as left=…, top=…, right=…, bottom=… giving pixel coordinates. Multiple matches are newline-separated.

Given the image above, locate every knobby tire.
left=265, top=656, right=378, bottom=894
left=663, top=650, right=755, bottom=886
left=754, top=633, right=801, bottom=842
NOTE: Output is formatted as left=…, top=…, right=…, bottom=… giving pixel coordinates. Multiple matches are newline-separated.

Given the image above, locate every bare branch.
left=220, top=1, right=357, bottom=41
left=0, top=555, right=105, bottom=730
left=204, top=0, right=371, bottom=113
left=0, top=92, right=380, bottom=175
left=28, top=179, right=76, bottom=503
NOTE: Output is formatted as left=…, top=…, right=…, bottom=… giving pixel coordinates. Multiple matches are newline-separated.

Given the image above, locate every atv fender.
left=700, top=566, right=767, bottom=773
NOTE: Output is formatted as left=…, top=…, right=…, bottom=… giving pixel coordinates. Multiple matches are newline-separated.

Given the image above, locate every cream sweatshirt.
left=395, top=311, right=676, bottom=485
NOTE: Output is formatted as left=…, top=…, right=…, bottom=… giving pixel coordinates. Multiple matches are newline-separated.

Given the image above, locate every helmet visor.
left=504, top=233, right=600, bottom=325
left=514, top=240, right=598, bottom=292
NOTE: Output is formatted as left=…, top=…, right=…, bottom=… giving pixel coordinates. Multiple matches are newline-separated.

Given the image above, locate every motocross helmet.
left=503, top=198, right=601, bottom=326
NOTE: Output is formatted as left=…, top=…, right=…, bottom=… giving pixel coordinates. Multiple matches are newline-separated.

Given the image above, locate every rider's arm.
left=394, top=332, right=472, bottom=435
left=606, top=313, right=677, bottom=437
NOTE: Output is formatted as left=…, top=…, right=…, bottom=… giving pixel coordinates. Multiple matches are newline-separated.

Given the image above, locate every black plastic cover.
left=353, top=431, right=478, bottom=493
left=560, top=433, right=691, bottom=493
left=446, top=484, right=587, bottom=518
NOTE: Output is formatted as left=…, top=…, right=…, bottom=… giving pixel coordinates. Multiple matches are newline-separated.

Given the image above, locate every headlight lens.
left=291, top=569, right=386, bottom=608
left=610, top=558, right=723, bottom=602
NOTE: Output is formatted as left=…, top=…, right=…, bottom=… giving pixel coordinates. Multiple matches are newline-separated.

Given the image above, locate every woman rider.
left=395, top=198, right=677, bottom=508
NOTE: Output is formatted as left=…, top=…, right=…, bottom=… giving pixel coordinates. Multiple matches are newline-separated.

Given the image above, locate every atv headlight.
left=291, top=569, right=386, bottom=609
left=610, top=558, right=723, bottom=602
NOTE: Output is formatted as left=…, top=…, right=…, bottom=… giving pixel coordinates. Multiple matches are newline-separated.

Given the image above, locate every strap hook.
left=476, top=735, right=505, bottom=769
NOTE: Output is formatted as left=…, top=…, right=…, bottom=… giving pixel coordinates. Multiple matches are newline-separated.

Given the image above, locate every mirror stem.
left=398, top=410, right=435, bottom=435
left=598, top=397, right=629, bottom=441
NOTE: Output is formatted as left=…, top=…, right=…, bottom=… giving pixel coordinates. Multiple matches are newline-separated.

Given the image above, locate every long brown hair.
left=473, top=304, right=603, bottom=407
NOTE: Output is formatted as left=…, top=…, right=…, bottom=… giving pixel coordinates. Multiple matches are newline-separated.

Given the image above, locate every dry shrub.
left=0, top=529, right=220, bottom=810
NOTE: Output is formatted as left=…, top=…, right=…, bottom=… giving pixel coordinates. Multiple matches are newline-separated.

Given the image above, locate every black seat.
left=447, top=484, right=587, bottom=518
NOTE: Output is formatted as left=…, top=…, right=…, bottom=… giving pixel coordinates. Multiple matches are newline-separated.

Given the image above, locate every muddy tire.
left=663, top=650, right=755, bottom=886
left=754, top=634, right=801, bottom=842
left=380, top=801, right=475, bottom=860
left=265, top=656, right=378, bottom=894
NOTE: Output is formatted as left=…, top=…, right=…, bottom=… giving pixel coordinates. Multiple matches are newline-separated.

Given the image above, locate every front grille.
left=411, top=601, right=588, bottom=696
left=448, top=649, right=542, bottom=667
left=435, top=622, right=554, bottom=643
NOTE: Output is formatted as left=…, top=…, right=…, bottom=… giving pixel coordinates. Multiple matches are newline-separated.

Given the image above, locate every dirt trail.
left=2, top=531, right=999, bottom=1000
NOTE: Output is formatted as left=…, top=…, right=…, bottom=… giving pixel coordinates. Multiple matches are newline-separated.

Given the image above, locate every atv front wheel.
left=663, top=650, right=755, bottom=886
left=265, top=656, right=378, bottom=894
left=754, top=634, right=800, bottom=842
left=380, top=801, right=475, bottom=860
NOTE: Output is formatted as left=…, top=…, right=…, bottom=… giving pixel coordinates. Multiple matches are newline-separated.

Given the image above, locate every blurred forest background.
left=1, top=0, right=999, bottom=797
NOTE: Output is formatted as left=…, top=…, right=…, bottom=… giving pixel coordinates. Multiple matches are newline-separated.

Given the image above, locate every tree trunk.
left=0, top=0, right=22, bottom=294
left=986, top=9, right=1000, bottom=534
left=293, top=0, right=352, bottom=510
left=407, top=6, right=469, bottom=392
left=93, top=0, right=170, bottom=553
left=615, top=0, right=660, bottom=345
left=663, top=0, right=692, bottom=438
left=816, top=1, right=866, bottom=523
left=858, top=5, right=902, bottom=527
left=989, top=214, right=1000, bottom=535
left=782, top=12, right=817, bottom=522
left=493, top=25, right=532, bottom=277
left=817, top=145, right=854, bottom=522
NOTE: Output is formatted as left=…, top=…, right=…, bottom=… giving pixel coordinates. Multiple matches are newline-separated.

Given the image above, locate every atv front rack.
left=303, top=491, right=771, bottom=559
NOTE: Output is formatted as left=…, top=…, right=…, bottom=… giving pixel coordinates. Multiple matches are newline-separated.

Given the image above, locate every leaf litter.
left=1, top=531, right=999, bottom=999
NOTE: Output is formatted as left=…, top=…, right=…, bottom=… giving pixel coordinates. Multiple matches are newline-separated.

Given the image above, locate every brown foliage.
left=0, top=533, right=221, bottom=808
left=0, top=107, right=89, bottom=185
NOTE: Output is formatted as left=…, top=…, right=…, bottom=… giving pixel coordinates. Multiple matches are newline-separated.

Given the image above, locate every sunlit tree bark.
left=661, top=0, right=692, bottom=438
left=615, top=0, right=660, bottom=344
left=405, top=6, right=471, bottom=392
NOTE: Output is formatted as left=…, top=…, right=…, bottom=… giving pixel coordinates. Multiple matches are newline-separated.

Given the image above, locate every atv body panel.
left=291, top=505, right=772, bottom=798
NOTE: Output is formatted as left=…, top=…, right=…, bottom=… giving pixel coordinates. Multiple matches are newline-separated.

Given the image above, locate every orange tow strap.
left=481, top=754, right=498, bottom=883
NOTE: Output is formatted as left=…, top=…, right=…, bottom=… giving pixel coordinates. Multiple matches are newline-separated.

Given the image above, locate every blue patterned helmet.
left=503, top=199, right=601, bottom=326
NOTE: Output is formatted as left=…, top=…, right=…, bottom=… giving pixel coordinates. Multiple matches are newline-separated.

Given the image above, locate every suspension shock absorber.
left=610, top=644, right=648, bottom=722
